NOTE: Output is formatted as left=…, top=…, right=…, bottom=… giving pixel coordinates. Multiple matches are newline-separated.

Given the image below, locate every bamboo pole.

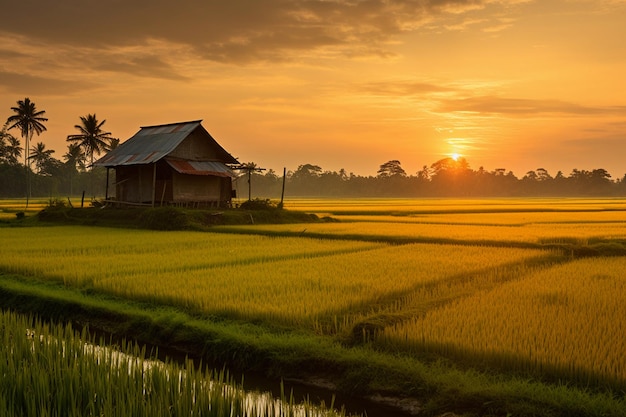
left=151, top=164, right=157, bottom=208
left=105, top=167, right=110, bottom=200
left=280, top=167, right=286, bottom=208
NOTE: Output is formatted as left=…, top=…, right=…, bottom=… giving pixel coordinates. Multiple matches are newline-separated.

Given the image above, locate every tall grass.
left=380, top=257, right=626, bottom=389
left=0, top=309, right=354, bottom=417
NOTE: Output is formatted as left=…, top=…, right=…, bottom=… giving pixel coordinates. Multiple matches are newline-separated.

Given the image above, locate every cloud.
left=0, top=48, right=29, bottom=60
left=0, top=70, right=97, bottom=95
left=438, top=96, right=626, bottom=116
left=0, top=0, right=532, bottom=65
left=93, top=54, right=190, bottom=81
left=359, top=80, right=455, bottom=96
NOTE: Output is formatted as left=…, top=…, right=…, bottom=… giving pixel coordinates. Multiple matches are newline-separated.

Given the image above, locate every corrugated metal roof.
left=166, top=159, right=235, bottom=177
left=94, top=120, right=239, bottom=167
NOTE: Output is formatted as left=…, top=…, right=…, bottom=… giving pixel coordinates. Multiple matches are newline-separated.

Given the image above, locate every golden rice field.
left=380, top=257, right=626, bottom=388
left=0, top=199, right=48, bottom=220
left=2, top=197, right=626, bottom=392
left=282, top=197, right=626, bottom=214
left=219, top=218, right=626, bottom=245
left=0, top=226, right=548, bottom=328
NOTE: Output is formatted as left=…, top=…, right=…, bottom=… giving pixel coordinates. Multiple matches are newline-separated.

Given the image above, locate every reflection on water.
left=25, top=327, right=363, bottom=417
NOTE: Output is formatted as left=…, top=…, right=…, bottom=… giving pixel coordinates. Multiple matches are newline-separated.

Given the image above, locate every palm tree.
left=108, top=137, right=120, bottom=150
left=64, top=143, right=86, bottom=171
left=66, top=114, right=113, bottom=196
left=6, top=98, right=48, bottom=206
left=0, top=122, right=22, bottom=165
left=4, top=136, right=23, bottom=165
left=63, top=143, right=86, bottom=196
left=66, top=114, right=113, bottom=167
left=28, top=142, right=54, bottom=174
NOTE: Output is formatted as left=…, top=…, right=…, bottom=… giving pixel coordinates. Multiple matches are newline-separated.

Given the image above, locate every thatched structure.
left=94, top=120, right=239, bottom=207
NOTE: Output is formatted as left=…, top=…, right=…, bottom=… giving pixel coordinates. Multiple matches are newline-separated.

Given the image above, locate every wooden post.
left=280, top=167, right=286, bottom=208
left=151, top=164, right=157, bottom=208
left=247, top=169, right=252, bottom=201
left=105, top=167, right=110, bottom=200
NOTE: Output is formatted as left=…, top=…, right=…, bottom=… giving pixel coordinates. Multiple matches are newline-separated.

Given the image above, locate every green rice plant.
left=0, top=309, right=354, bottom=417
left=0, top=225, right=549, bottom=330
left=380, top=257, right=626, bottom=390
left=0, top=226, right=382, bottom=287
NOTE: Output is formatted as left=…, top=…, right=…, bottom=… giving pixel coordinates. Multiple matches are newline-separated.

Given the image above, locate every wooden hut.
left=94, top=120, right=239, bottom=207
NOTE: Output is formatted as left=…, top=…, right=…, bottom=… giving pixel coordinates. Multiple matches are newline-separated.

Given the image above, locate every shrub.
left=139, top=207, right=189, bottom=230
left=239, top=198, right=279, bottom=210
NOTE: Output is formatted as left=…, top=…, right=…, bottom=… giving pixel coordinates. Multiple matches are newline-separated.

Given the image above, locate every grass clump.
left=34, top=200, right=321, bottom=230
left=0, top=309, right=354, bottom=417
left=238, top=198, right=280, bottom=210
left=139, top=206, right=191, bottom=230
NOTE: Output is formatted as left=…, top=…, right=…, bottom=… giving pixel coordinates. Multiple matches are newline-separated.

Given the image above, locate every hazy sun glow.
left=0, top=1, right=625, bottom=177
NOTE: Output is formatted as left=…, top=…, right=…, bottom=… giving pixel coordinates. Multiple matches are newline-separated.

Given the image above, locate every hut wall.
left=172, top=172, right=222, bottom=202
left=115, top=165, right=155, bottom=203
left=155, top=160, right=173, bottom=204
left=169, top=132, right=218, bottom=160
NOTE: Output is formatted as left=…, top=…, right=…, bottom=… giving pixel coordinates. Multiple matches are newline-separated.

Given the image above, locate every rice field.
left=218, top=220, right=626, bottom=245
left=281, top=197, right=626, bottom=214
left=379, top=257, right=626, bottom=389
left=0, top=226, right=547, bottom=328
left=1, top=197, right=626, bottom=396
left=0, top=310, right=352, bottom=417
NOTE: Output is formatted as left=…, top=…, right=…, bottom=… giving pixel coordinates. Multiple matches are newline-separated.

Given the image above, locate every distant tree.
left=67, top=114, right=115, bottom=196
left=6, top=97, right=48, bottom=205
left=291, top=164, right=322, bottom=179
left=430, top=157, right=469, bottom=176
left=429, top=157, right=473, bottom=196
left=0, top=123, right=22, bottom=165
left=536, top=168, right=552, bottom=181
left=591, top=168, right=611, bottom=182
left=108, top=137, right=120, bottom=150
left=377, top=160, right=406, bottom=177
left=63, top=143, right=86, bottom=195
left=590, top=168, right=613, bottom=194
left=415, top=165, right=429, bottom=181
left=64, top=143, right=86, bottom=172
left=28, top=142, right=54, bottom=174
left=523, top=170, right=537, bottom=181
left=66, top=114, right=113, bottom=168
left=493, top=168, right=506, bottom=176
left=288, top=164, right=324, bottom=196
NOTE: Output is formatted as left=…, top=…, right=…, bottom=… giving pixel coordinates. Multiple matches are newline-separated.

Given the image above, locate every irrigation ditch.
left=0, top=274, right=419, bottom=417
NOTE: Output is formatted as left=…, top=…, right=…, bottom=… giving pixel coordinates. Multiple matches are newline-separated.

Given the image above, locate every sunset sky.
left=1, top=0, right=625, bottom=178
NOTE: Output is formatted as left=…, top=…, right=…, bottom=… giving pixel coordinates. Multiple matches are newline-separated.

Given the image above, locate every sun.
left=451, top=153, right=461, bottom=161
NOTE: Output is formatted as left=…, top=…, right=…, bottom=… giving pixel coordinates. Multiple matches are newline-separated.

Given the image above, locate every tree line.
left=236, top=159, right=626, bottom=199
left=0, top=98, right=116, bottom=202
left=2, top=97, right=624, bottom=201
